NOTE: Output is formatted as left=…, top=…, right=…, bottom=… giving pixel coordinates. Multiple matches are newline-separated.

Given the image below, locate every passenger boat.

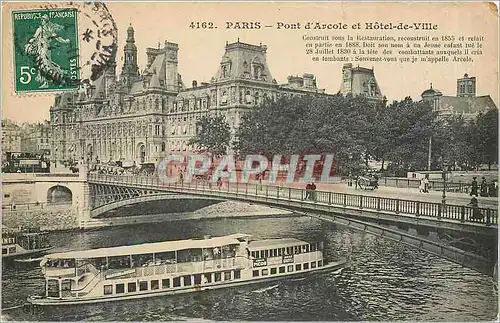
left=28, top=233, right=346, bottom=305
left=2, top=226, right=52, bottom=260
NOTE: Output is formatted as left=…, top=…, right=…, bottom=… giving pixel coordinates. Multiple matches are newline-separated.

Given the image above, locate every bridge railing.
left=87, top=174, right=497, bottom=227
left=379, top=177, right=474, bottom=193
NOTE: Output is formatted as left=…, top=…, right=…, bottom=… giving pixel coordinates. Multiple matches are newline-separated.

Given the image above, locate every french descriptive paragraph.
left=303, top=34, right=485, bottom=64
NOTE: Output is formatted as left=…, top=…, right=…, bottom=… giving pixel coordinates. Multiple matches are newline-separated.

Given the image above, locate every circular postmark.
left=11, top=2, right=118, bottom=93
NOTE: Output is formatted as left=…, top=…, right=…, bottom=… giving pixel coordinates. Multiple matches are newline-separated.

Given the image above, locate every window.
left=287, top=265, right=294, bottom=272
left=128, top=282, right=137, bottom=292
left=204, top=273, right=212, bottom=284
left=270, top=268, right=277, bottom=275
left=139, top=281, right=148, bottom=291
left=214, top=272, right=222, bottom=282
left=2, top=249, right=7, bottom=255
left=311, top=262, right=317, bottom=269
left=183, top=276, right=192, bottom=286
left=173, top=277, right=181, bottom=287
left=252, top=270, right=259, bottom=277
left=162, top=278, right=170, bottom=289
left=318, top=260, right=323, bottom=267
left=251, top=251, right=257, bottom=258
left=279, top=266, right=286, bottom=274
left=278, top=248, right=283, bottom=256
left=4, top=194, right=10, bottom=198
left=223, top=271, right=231, bottom=281
left=264, top=250, right=269, bottom=258
left=104, top=285, right=113, bottom=295
left=115, top=283, right=125, bottom=294
left=262, top=269, right=269, bottom=276
left=303, top=263, right=309, bottom=270
left=151, top=280, right=159, bottom=290
left=194, top=274, right=202, bottom=285
left=295, top=264, right=302, bottom=271
left=234, top=269, right=241, bottom=279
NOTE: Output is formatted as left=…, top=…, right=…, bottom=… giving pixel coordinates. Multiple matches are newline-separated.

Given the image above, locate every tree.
left=383, top=97, right=437, bottom=174
left=474, top=109, right=498, bottom=169
left=188, top=114, right=231, bottom=159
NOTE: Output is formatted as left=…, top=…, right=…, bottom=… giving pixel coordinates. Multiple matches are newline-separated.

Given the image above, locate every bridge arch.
left=90, top=193, right=226, bottom=218
left=47, top=185, right=73, bottom=204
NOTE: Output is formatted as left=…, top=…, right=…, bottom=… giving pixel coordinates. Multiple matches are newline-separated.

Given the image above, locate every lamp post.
left=441, top=160, right=448, bottom=205
left=348, top=153, right=353, bottom=187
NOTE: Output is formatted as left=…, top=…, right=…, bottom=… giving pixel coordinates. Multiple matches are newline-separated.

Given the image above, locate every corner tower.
left=120, top=24, right=139, bottom=88
left=339, top=63, right=383, bottom=101
left=457, top=73, right=476, bottom=98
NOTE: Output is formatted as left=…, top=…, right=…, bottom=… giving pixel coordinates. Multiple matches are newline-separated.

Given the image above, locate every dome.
left=421, top=84, right=442, bottom=97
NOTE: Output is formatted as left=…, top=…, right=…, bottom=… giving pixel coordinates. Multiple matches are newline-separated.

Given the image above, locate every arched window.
left=221, top=91, right=228, bottom=105
left=245, top=91, right=253, bottom=104
left=161, top=142, right=166, bottom=152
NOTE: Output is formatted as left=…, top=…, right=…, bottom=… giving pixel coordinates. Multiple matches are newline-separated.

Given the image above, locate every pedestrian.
left=179, top=170, right=184, bottom=184
left=419, top=177, right=425, bottom=193
left=305, top=183, right=312, bottom=200
left=480, top=176, right=488, bottom=197
left=310, top=182, right=317, bottom=201
left=488, top=181, right=496, bottom=197
left=217, top=177, right=222, bottom=189
left=468, top=196, right=484, bottom=221
left=373, top=174, right=379, bottom=189
left=207, top=174, right=213, bottom=189
left=470, top=176, right=479, bottom=196
left=423, top=175, right=429, bottom=193
left=355, top=175, right=360, bottom=190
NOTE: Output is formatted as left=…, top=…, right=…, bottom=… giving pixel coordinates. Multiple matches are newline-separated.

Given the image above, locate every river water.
left=2, top=215, right=497, bottom=321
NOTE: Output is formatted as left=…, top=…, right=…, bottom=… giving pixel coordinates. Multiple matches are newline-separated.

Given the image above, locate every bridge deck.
left=88, top=174, right=497, bottom=232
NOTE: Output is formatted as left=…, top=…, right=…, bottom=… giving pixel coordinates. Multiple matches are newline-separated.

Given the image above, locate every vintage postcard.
left=1, top=1, right=498, bottom=321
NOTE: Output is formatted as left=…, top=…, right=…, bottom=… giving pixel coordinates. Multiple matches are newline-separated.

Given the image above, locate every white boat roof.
left=247, top=238, right=307, bottom=251
left=45, top=234, right=250, bottom=260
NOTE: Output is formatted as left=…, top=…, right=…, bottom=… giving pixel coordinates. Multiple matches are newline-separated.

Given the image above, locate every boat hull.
left=2, top=247, right=53, bottom=261
left=28, top=260, right=346, bottom=306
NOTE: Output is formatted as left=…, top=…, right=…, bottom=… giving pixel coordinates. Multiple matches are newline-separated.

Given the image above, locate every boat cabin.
left=2, top=229, right=50, bottom=257
left=246, top=238, right=325, bottom=277
left=40, top=234, right=251, bottom=298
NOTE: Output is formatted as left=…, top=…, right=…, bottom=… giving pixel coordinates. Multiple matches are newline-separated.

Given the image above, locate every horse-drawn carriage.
left=357, top=175, right=379, bottom=190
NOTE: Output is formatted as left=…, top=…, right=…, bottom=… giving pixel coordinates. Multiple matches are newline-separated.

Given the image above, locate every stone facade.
left=1, top=119, right=22, bottom=154
left=50, top=26, right=328, bottom=164
left=421, top=73, right=497, bottom=120
left=338, top=63, right=384, bottom=102
left=20, top=120, right=51, bottom=153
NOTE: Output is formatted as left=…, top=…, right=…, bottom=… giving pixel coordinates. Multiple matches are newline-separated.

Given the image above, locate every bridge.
left=2, top=170, right=496, bottom=275
left=85, top=173, right=498, bottom=276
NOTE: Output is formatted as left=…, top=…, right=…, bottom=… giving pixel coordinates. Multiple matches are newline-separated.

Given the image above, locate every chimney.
left=192, top=80, right=197, bottom=88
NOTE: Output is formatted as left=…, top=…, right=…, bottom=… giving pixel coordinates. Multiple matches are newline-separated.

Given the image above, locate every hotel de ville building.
left=50, top=25, right=383, bottom=165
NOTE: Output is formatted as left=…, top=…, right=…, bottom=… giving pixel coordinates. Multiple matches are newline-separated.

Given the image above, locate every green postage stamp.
left=12, top=8, right=80, bottom=93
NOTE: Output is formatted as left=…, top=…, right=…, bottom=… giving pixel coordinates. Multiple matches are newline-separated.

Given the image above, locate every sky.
left=2, top=2, right=498, bottom=123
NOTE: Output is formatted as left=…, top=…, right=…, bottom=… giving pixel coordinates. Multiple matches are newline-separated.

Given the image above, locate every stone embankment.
left=2, top=204, right=79, bottom=231
left=81, top=201, right=293, bottom=229
left=2, top=201, right=293, bottom=231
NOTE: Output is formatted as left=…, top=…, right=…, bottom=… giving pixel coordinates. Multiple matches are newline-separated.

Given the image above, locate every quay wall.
left=1, top=201, right=289, bottom=232
left=2, top=204, right=80, bottom=231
